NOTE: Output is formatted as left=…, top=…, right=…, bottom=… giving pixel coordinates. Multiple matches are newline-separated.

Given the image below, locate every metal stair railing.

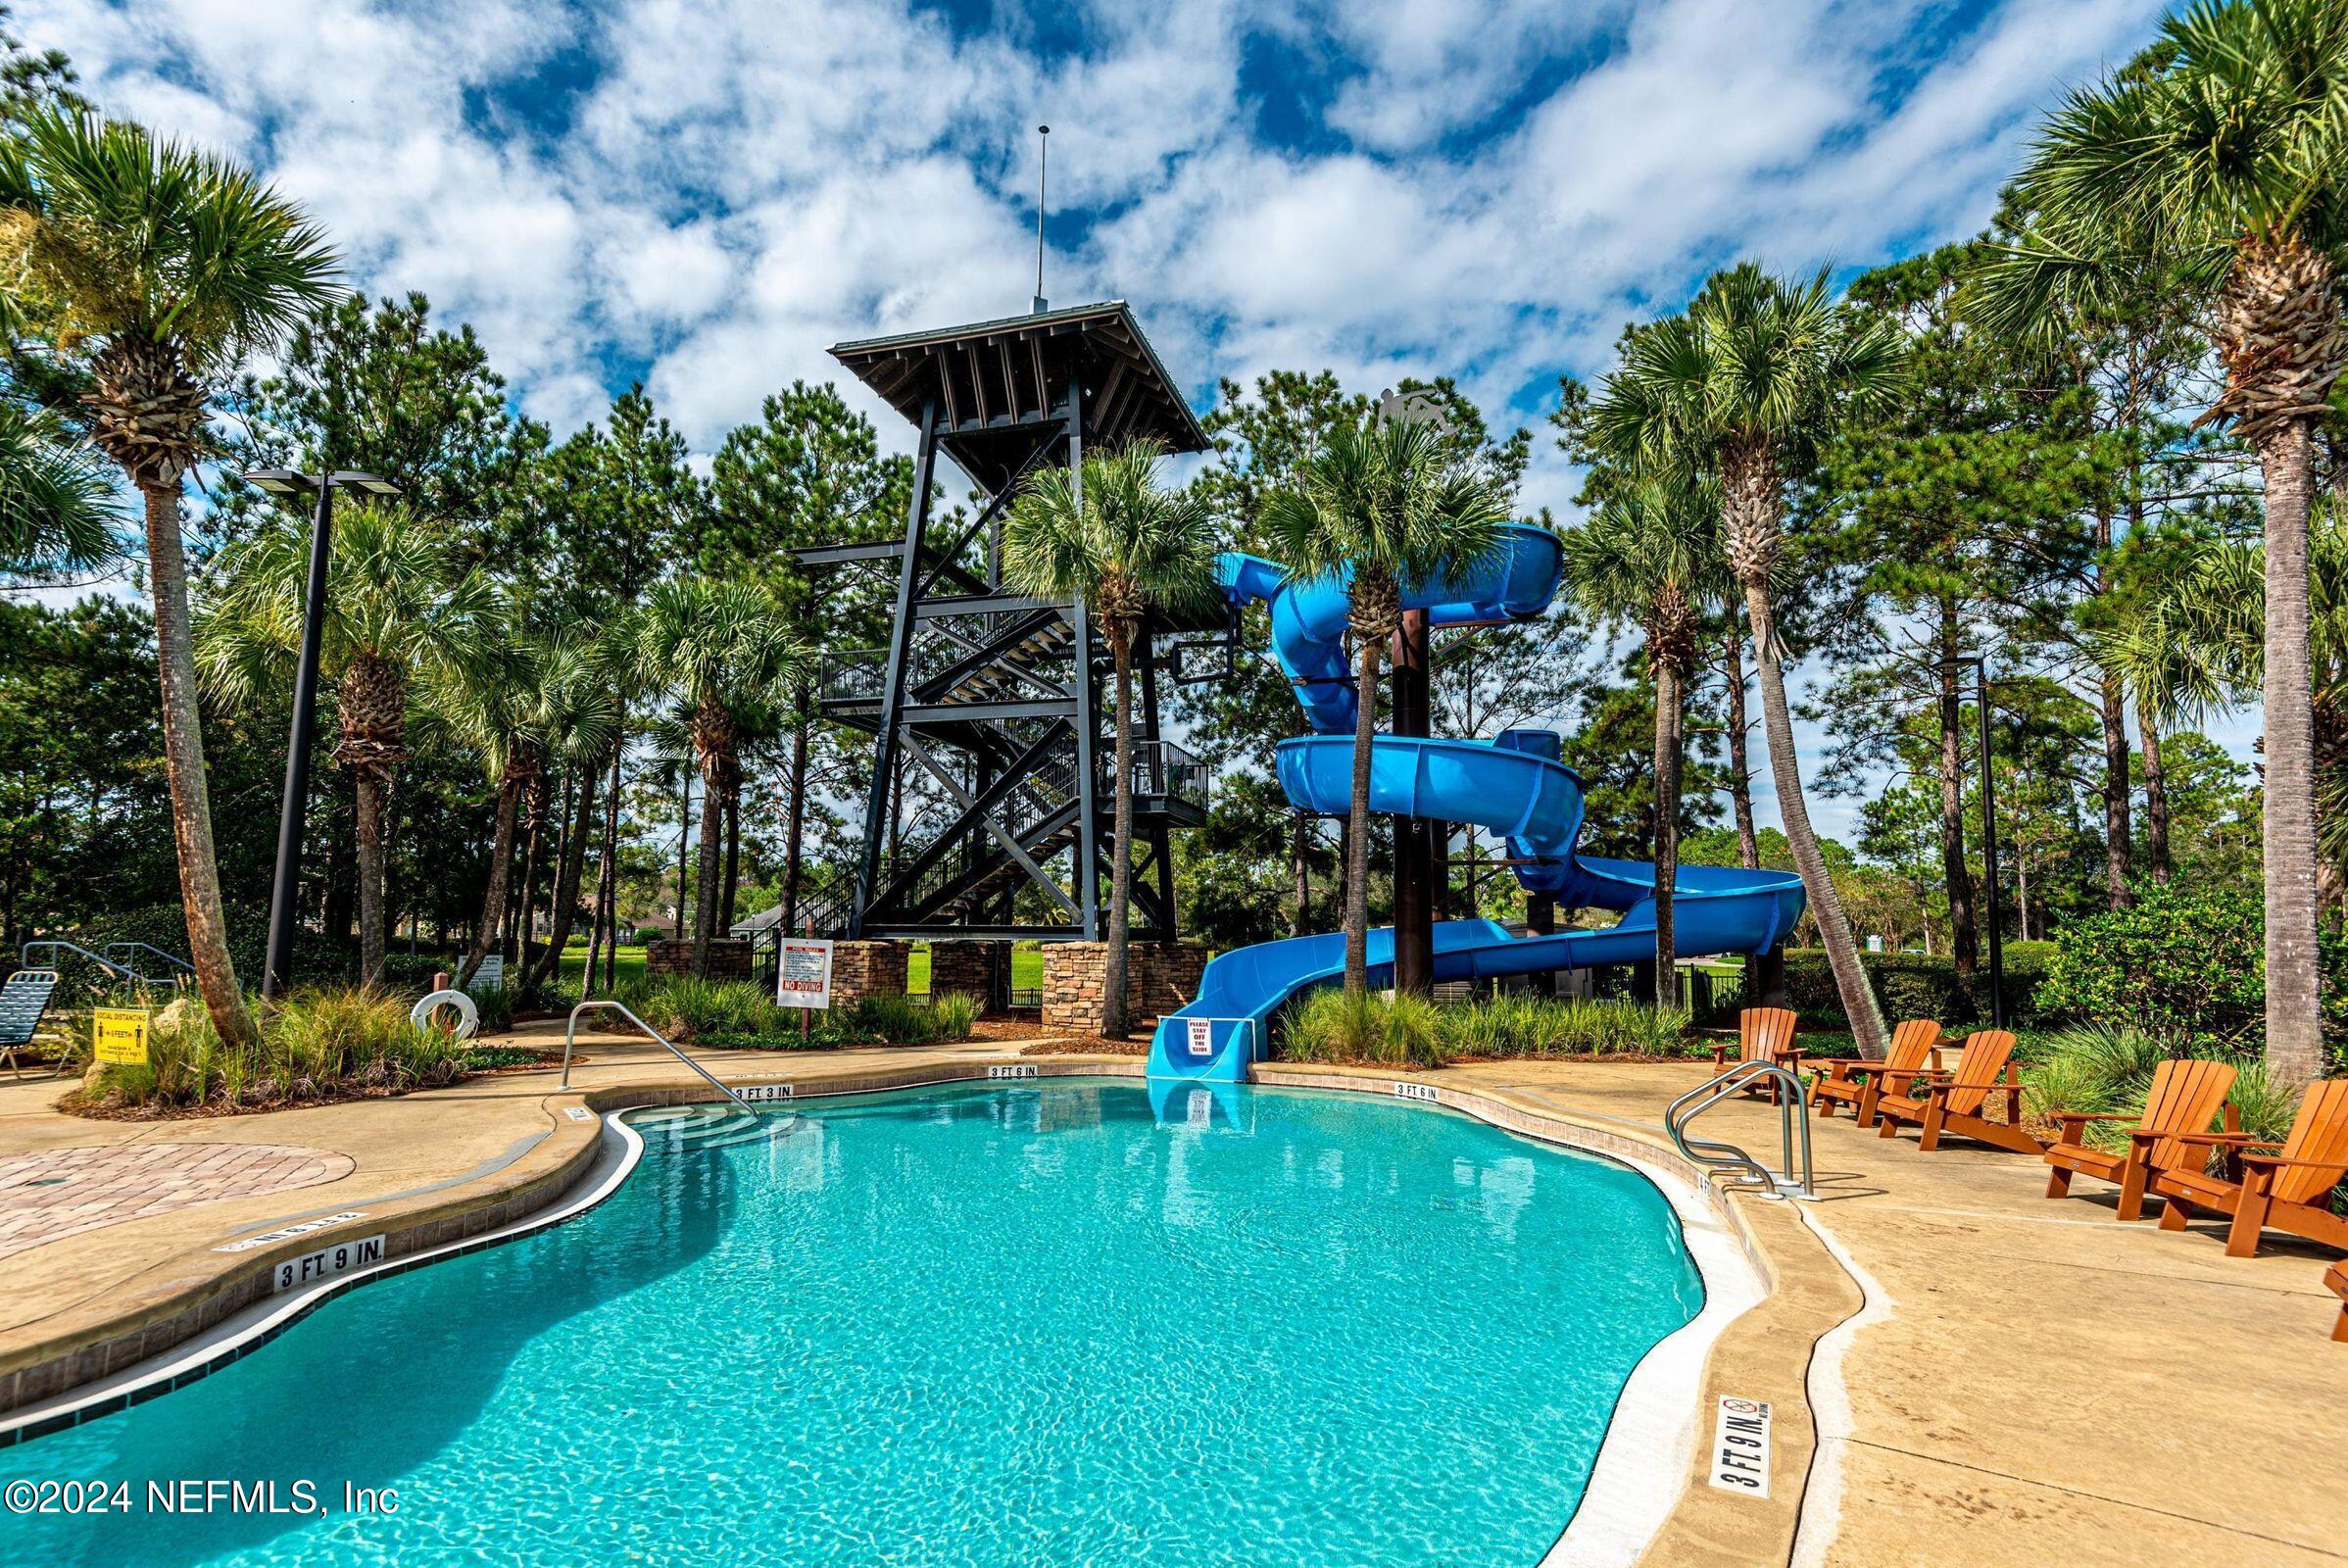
left=1665, top=1061, right=1815, bottom=1200
left=19, top=940, right=140, bottom=984
left=561, top=1001, right=763, bottom=1119
left=101, top=942, right=193, bottom=987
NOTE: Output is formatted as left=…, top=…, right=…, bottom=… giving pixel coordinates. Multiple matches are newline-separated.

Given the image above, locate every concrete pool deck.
left=0, top=1029, right=2340, bottom=1566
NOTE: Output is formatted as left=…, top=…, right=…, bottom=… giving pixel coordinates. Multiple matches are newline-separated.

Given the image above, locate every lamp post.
left=241, top=467, right=401, bottom=999
left=1936, top=655, right=2005, bottom=1029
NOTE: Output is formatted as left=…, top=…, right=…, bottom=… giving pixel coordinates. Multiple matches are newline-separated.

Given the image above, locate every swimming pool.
left=3, top=1079, right=1703, bottom=1566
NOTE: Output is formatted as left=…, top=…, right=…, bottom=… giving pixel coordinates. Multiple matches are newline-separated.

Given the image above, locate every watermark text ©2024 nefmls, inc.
left=4, top=1477, right=400, bottom=1518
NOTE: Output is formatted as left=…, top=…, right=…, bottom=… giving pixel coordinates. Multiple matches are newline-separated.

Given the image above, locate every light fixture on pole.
left=1937, top=654, right=2005, bottom=1029
left=241, top=466, right=401, bottom=1000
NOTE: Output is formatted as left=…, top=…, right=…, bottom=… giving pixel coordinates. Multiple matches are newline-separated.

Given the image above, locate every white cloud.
left=12, top=0, right=2233, bottom=838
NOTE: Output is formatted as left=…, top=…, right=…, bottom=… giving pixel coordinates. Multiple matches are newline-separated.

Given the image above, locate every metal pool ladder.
left=1665, top=1061, right=1815, bottom=1200
left=562, top=1000, right=764, bottom=1119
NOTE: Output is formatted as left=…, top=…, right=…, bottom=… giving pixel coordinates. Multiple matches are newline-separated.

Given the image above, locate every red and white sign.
left=776, top=938, right=835, bottom=1009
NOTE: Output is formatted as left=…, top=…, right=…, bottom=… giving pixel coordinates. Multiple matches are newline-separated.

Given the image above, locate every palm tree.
left=1262, top=417, right=1515, bottom=999
left=636, top=578, right=808, bottom=976
left=519, top=643, right=623, bottom=991
left=0, top=398, right=115, bottom=578
left=1003, top=439, right=1221, bottom=1038
left=2103, top=509, right=2348, bottom=909
left=199, top=503, right=494, bottom=984
left=1566, top=480, right=1726, bottom=1007
left=439, top=627, right=546, bottom=988
left=1590, top=267, right=1906, bottom=1057
left=1974, top=2, right=2348, bottom=1080
left=0, top=110, right=336, bottom=1048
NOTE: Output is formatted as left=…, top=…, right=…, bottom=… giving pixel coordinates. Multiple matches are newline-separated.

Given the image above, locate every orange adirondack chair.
left=2043, top=1057, right=2238, bottom=1222
left=1871, top=1030, right=2033, bottom=1152
left=1710, top=1006, right=1800, bottom=1103
left=2152, top=1078, right=2348, bottom=1257
left=1810, top=1019, right=1943, bottom=1126
left=2327, top=1259, right=2347, bottom=1344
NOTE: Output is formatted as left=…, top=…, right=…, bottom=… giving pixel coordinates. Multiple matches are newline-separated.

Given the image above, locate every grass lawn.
left=559, top=945, right=647, bottom=987
left=909, top=942, right=1043, bottom=995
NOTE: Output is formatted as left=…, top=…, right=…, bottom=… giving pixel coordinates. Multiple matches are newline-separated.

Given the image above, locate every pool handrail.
left=563, top=1000, right=762, bottom=1119
left=1666, top=1060, right=1815, bottom=1200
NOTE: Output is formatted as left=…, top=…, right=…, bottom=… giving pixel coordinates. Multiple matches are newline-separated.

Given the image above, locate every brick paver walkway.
left=0, top=1143, right=355, bottom=1261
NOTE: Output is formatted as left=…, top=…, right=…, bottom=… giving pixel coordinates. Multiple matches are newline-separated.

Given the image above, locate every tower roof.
left=829, top=300, right=1206, bottom=491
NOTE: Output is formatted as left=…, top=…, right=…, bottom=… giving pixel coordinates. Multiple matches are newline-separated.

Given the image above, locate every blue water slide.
left=1216, top=524, right=1567, bottom=735
left=1146, top=526, right=1805, bottom=1084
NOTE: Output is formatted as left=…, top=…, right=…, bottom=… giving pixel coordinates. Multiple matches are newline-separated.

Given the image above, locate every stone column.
left=1042, top=942, right=1208, bottom=1034
left=829, top=940, right=909, bottom=1006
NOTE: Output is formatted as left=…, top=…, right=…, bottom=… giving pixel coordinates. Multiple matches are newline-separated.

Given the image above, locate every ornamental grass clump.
left=1282, top=990, right=1449, bottom=1068
left=75, top=986, right=467, bottom=1114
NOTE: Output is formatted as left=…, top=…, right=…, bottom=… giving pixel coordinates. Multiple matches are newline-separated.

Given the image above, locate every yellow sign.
left=93, top=1007, right=149, bottom=1066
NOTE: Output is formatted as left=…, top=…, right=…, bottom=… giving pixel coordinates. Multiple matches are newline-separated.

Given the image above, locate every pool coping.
left=0, top=1057, right=1853, bottom=1568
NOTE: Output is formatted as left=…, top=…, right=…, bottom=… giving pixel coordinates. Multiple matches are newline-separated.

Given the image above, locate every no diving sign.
left=1708, top=1396, right=1773, bottom=1496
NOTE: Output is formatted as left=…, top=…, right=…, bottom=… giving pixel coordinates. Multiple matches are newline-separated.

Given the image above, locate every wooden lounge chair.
left=2151, top=1078, right=2348, bottom=1257
left=1871, top=1030, right=2036, bottom=1152
left=2043, top=1057, right=2238, bottom=1222
left=1811, top=1018, right=1942, bottom=1126
left=2327, top=1259, right=2347, bottom=1344
left=0, top=968, right=65, bottom=1079
left=1710, top=1006, right=1800, bottom=1102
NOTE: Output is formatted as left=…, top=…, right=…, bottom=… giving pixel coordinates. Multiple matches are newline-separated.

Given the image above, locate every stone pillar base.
left=830, top=941, right=909, bottom=1006
left=1042, top=942, right=1210, bottom=1035
left=926, top=940, right=1003, bottom=1009
left=646, top=937, right=753, bottom=981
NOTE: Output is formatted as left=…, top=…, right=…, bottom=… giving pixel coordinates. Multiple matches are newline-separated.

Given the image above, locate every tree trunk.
left=140, top=485, right=259, bottom=1048
left=1291, top=813, right=1310, bottom=938
left=720, top=786, right=741, bottom=933
left=354, top=767, right=389, bottom=986
left=1744, top=580, right=1888, bottom=1057
left=2138, top=700, right=2171, bottom=884
left=2259, top=419, right=2324, bottom=1082
left=514, top=773, right=549, bottom=962
left=2098, top=670, right=2131, bottom=909
left=528, top=765, right=596, bottom=990
left=782, top=707, right=808, bottom=934
left=1935, top=612, right=1977, bottom=976
left=1102, top=641, right=1135, bottom=1039
left=691, top=753, right=727, bottom=977
left=1345, top=635, right=1379, bottom=998
left=460, top=767, right=523, bottom=989
left=1724, top=621, right=1759, bottom=869
left=593, top=743, right=623, bottom=995
left=1652, top=662, right=1680, bottom=1008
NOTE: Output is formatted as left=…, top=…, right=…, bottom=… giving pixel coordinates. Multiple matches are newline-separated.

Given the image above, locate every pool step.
left=632, top=1105, right=789, bottom=1152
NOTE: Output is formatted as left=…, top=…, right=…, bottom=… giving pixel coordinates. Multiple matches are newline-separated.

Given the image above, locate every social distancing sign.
left=92, top=1007, right=149, bottom=1066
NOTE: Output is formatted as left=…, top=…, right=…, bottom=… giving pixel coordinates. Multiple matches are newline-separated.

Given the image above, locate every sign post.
left=92, top=1008, right=149, bottom=1067
left=777, top=937, right=835, bottom=1044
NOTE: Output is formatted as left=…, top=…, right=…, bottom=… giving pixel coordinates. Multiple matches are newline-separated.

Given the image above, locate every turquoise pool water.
left=3, top=1080, right=1701, bottom=1567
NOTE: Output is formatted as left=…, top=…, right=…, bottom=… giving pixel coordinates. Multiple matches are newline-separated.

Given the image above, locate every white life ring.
left=411, top=988, right=480, bottom=1042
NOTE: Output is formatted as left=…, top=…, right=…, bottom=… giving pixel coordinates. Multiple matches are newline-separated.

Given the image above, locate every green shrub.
left=927, top=992, right=981, bottom=1042
left=852, top=992, right=982, bottom=1046
left=1438, top=995, right=1688, bottom=1057
left=2034, top=883, right=2266, bottom=1046
left=620, top=976, right=789, bottom=1041
left=1282, top=990, right=1448, bottom=1068
left=78, top=986, right=468, bottom=1112
left=1784, top=943, right=2058, bottom=1032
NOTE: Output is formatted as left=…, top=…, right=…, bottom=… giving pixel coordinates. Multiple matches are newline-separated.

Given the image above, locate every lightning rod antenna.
left=1032, top=124, right=1050, bottom=314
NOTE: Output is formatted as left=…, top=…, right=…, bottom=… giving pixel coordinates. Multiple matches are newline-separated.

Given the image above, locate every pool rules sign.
left=776, top=938, right=834, bottom=1009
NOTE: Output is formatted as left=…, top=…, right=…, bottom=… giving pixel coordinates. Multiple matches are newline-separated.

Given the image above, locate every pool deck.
left=0, top=1031, right=2340, bottom=1566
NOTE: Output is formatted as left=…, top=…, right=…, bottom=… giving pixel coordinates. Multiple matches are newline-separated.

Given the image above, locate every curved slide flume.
left=1148, top=525, right=1805, bottom=1084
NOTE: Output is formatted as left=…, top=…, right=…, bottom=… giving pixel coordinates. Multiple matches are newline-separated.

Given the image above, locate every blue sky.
left=24, top=0, right=2198, bottom=840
